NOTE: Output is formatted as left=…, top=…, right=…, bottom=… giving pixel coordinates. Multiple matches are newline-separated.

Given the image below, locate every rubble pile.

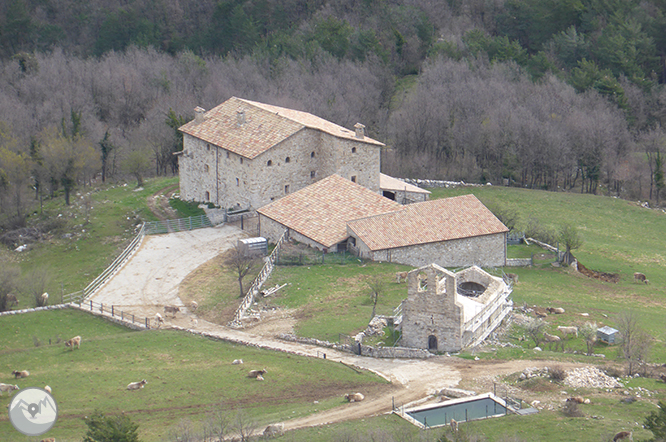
left=519, top=367, right=550, bottom=380
left=564, top=367, right=623, bottom=389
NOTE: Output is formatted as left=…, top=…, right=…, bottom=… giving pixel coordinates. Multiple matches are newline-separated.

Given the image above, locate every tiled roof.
left=179, top=97, right=384, bottom=159
left=257, top=174, right=401, bottom=248
left=347, top=194, right=508, bottom=251
left=380, top=173, right=431, bottom=194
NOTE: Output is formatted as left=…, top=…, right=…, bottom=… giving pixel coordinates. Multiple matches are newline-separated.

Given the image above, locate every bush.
left=562, top=400, right=584, bottom=418
left=549, top=366, right=566, bottom=382
left=82, top=410, right=141, bottom=442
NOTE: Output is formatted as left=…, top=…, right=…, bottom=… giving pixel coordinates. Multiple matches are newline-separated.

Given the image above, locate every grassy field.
left=3, top=179, right=666, bottom=441
left=0, top=309, right=387, bottom=442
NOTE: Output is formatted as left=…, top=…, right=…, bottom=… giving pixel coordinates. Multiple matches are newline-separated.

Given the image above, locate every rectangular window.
left=310, top=171, right=316, bottom=178
left=285, top=185, right=290, bottom=194
left=351, top=175, right=357, bottom=183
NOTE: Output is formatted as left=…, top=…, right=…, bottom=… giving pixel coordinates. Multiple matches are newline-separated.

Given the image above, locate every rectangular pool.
left=403, top=393, right=508, bottom=428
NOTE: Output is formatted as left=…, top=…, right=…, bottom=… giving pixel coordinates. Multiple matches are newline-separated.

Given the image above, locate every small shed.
left=597, top=326, right=619, bottom=344
left=238, top=237, right=267, bottom=256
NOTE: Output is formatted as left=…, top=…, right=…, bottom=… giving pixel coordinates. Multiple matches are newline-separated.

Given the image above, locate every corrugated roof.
left=347, top=194, right=508, bottom=251
left=380, top=173, right=431, bottom=194
left=257, top=174, right=401, bottom=248
left=179, top=97, right=384, bottom=159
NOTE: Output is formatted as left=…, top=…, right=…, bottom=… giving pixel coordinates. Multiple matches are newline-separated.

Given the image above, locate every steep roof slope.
left=258, top=174, right=401, bottom=248
left=179, top=97, right=383, bottom=159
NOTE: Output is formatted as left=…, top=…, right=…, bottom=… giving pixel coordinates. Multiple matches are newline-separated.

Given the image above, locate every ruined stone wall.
left=360, top=233, right=506, bottom=268
left=400, top=266, right=464, bottom=352
left=180, top=130, right=381, bottom=210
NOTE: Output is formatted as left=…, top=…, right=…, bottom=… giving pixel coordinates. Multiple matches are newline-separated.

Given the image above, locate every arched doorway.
left=428, top=335, right=438, bottom=351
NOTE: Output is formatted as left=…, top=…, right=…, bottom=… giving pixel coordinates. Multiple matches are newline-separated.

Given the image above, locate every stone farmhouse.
left=178, top=97, right=383, bottom=211
left=400, top=264, right=513, bottom=352
left=259, top=176, right=508, bottom=266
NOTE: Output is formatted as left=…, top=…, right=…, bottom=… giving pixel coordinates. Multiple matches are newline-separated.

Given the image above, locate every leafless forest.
left=2, top=0, right=666, bottom=227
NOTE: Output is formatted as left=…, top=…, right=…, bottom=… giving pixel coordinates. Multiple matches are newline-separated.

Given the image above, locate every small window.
left=351, top=147, right=356, bottom=153
left=205, top=191, right=210, bottom=201
left=204, top=164, right=209, bottom=173
left=351, top=175, right=357, bottom=183
left=226, top=152, right=230, bottom=158
left=207, top=144, right=211, bottom=151
left=240, top=157, right=243, bottom=164
left=285, top=185, right=290, bottom=194
left=236, top=178, right=239, bottom=186
left=310, top=151, right=315, bottom=158
left=267, top=160, right=272, bottom=166
left=310, top=171, right=316, bottom=179
left=285, top=157, right=290, bottom=163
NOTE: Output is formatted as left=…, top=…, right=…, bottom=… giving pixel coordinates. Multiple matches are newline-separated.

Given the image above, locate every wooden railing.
left=228, top=230, right=288, bottom=328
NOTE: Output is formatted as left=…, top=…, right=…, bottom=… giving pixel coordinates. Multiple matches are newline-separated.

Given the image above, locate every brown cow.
left=164, top=305, right=180, bottom=317
left=11, top=370, right=29, bottom=379
left=248, top=369, right=267, bottom=379
left=613, top=431, right=632, bottom=441
left=65, top=336, right=81, bottom=349
left=634, top=272, right=648, bottom=284
left=395, top=271, right=408, bottom=283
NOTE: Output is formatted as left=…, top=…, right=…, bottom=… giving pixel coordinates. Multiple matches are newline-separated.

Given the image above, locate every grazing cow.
left=190, top=301, right=198, bottom=311
left=547, top=307, right=565, bottom=314
left=40, top=438, right=56, bottom=442
left=395, top=271, right=408, bottom=283
left=557, top=326, right=578, bottom=338
left=127, top=379, right=147, bottom=390
left=248, top=369, right=267, bottom=378
left=659, top=374, right=666, bottom=383
left=263, top=423, right=285, bottom=437
left=543, top=333, right=561, bottom=343
left=190, top=317, right=198, bottom=327
left=232, top=359, right=243, bottom=365
left=344, top=392, right=365, bottom=402
left=634, top=272, right=648, bottom=284
left=613, top=431, right=632, bottom=441
left=154, top=313, right=165, bottom=328
left=41, top=292, right=49, bottom=304
left=11, top=370, right=29, bottom=379
left=44, top=385, right=52, bottom=394
left=567, top=396, right=586, bottom=404
left=0, top=383, right=19, bottom=395
left=6, top=294, right=18, bottom=307
left=65, top=336, right=81, bottom=349
left=164, top=305, right=180, bottom=317
left=450, top=419, right=458, bottom=432
left=534, top=307, right=548, bottom=318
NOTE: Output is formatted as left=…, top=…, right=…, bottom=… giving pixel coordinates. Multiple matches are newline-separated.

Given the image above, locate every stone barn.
left=178, top=97, right=383, bottom=211
left=347, top=194, right=509, bottom=268
left=400, top=264, right=513, bottom=353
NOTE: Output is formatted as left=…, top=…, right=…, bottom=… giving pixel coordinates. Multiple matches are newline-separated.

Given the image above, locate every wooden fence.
left=228, top=230, right=288, bottom=328
left=71, top=298, right=153, bottom=329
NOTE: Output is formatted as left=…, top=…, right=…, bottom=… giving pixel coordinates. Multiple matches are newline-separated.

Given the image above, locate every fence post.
left=112, top=305, right=114, bottom=317
left=145, top=317, right=149, bottom=328
left=90, top=300, right=93, bottom=311
left=121, top=311, right=124, bottom=321
left=100, top=303, right=104, bottom=314
left=132, top=314, right=135, bottom=323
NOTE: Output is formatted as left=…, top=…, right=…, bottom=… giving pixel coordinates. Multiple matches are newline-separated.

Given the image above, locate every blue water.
left=407, top=398, right=506, bottom=427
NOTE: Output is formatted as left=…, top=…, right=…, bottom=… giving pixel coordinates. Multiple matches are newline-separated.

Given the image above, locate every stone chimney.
left=194, top=106, right=205, bottom=124
left=237, top=109, right=246, bottom=126
left=354, top=123, right=365, bottom=139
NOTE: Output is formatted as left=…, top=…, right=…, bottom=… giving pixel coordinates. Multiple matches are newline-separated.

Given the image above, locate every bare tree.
left=579, top=322, right=597, bottom=355
left=525, top=317, right=546, bottom=348
left=224, top=243, right=262, bottom=298
left=0, top=266, right=20, bottom=312
left=366, top=274, right=386, bottom=319
left=202, top=403, right=231, bottom=442
left=168, top=418, right=198, bottom=442
left=233, top=409, right=257, bottom=442
left=22, top=266, right=53, bottom=307
left=616, top=311, right=653, bottom=375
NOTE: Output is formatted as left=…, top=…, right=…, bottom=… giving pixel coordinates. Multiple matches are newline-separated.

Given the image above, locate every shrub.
left=549, top=366, right=566, bottom=382
left=562, top=400, right=584, bottom=417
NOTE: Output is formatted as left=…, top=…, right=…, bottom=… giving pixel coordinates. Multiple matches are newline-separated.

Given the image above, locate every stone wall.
left=359, top=233, right=506, bottom=268
left=401, top=265, right=464, bottom=353
left=258, top=215, right=329, bottom=251
left=180, top=129, right=381, bottom=211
